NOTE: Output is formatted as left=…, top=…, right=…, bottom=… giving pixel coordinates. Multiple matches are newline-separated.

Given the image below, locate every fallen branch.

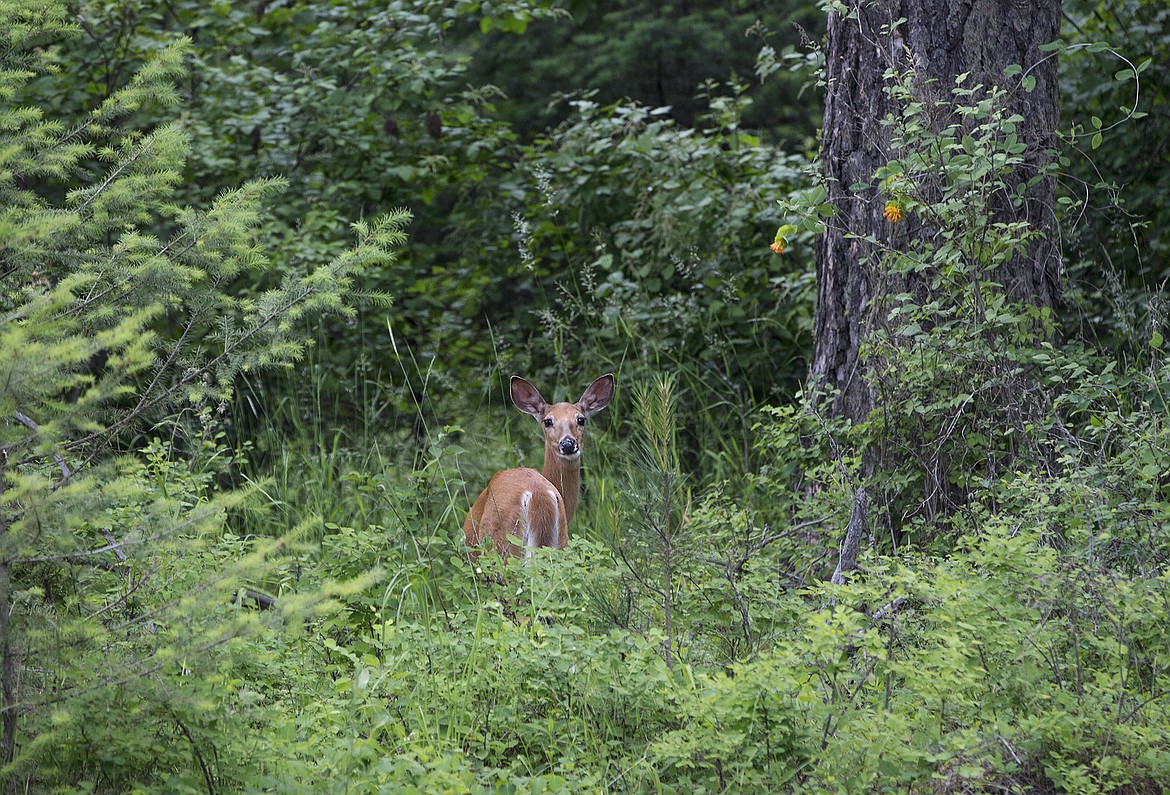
left=230, top=588, right=276, bottom=610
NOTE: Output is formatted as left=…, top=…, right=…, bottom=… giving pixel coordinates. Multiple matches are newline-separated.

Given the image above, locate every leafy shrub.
left=504, top=89, right=814, bottom=476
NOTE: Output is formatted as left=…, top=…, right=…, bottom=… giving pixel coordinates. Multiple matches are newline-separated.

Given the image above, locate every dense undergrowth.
left=32, top=354, right=1170, bottom=793
left=3, top=0, right=1170, bottom=793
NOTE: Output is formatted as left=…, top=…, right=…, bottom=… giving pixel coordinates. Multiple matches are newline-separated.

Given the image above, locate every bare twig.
left=705, top=518, right=826, bottom=576
left=13, top=411, right=128, bottom=564
left=13, top=412, right=71, bottom=480
left=89, top=572, right=150, bottom=619
left=870, top=595, right=909, bottom=623
left=998, top=734, right=1023, bottom=766
left=170, top=708, right=218, bottom=795
left=698, top=518, right=827, bottom=650
left=740, top=518, right=825, bottom=575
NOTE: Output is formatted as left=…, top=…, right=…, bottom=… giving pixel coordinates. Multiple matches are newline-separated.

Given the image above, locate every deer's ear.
left=578, top=374, right=615, bottom=416
left=510, top=376, right=548, bottom=418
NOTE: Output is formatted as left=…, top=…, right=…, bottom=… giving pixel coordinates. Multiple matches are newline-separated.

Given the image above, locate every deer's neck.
left=542, top=448, right=582, bottom=523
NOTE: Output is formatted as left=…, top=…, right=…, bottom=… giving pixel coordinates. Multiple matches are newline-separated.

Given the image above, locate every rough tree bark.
left=812, top=0, right=1062, bottom=425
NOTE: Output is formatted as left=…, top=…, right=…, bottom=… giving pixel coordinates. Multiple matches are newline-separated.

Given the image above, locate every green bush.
left=0, top=2, right=408, bottom=788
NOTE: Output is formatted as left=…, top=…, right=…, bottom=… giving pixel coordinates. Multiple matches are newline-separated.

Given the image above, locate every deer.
left=464, top=374, right=615, bottom=560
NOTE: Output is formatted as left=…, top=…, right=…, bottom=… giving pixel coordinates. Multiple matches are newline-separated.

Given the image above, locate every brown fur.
left=464, top=374, right=614, bottom=560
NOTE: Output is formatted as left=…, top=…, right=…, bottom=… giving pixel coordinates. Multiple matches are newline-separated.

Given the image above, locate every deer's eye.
left=576, top=415, right=586, bottom=427
left=543, top=417, right=554, bottom=428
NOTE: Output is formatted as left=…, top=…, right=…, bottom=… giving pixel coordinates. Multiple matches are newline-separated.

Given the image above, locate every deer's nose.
left=558, top=437, right=579, bottom=456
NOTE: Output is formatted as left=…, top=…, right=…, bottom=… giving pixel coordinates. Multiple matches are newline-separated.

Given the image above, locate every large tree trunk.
left=812, top=0, right=1062, bottom=425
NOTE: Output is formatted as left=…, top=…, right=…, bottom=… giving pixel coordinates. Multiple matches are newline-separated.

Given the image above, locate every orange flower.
left=883, top=202, right=904, bottom=222
left=769, top=240, right=785, bottom=255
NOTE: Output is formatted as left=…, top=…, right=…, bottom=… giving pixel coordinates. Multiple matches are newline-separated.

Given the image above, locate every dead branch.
left=831, top=486, right=868, bottom=585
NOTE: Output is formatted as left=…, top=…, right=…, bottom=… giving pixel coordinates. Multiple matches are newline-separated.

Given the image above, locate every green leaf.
left=774, top=224, right=798, bottom=243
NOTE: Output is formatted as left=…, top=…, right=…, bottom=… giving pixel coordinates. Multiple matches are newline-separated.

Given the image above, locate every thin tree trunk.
left=0, top=565, right=13, bottom=771
left=0, top=453, right=16, bottom=783
left=812, top=0, right=1062, bottom=425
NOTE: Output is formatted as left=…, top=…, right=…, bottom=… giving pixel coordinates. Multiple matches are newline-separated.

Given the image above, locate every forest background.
left=2, top=0, right=1170, bottom=792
